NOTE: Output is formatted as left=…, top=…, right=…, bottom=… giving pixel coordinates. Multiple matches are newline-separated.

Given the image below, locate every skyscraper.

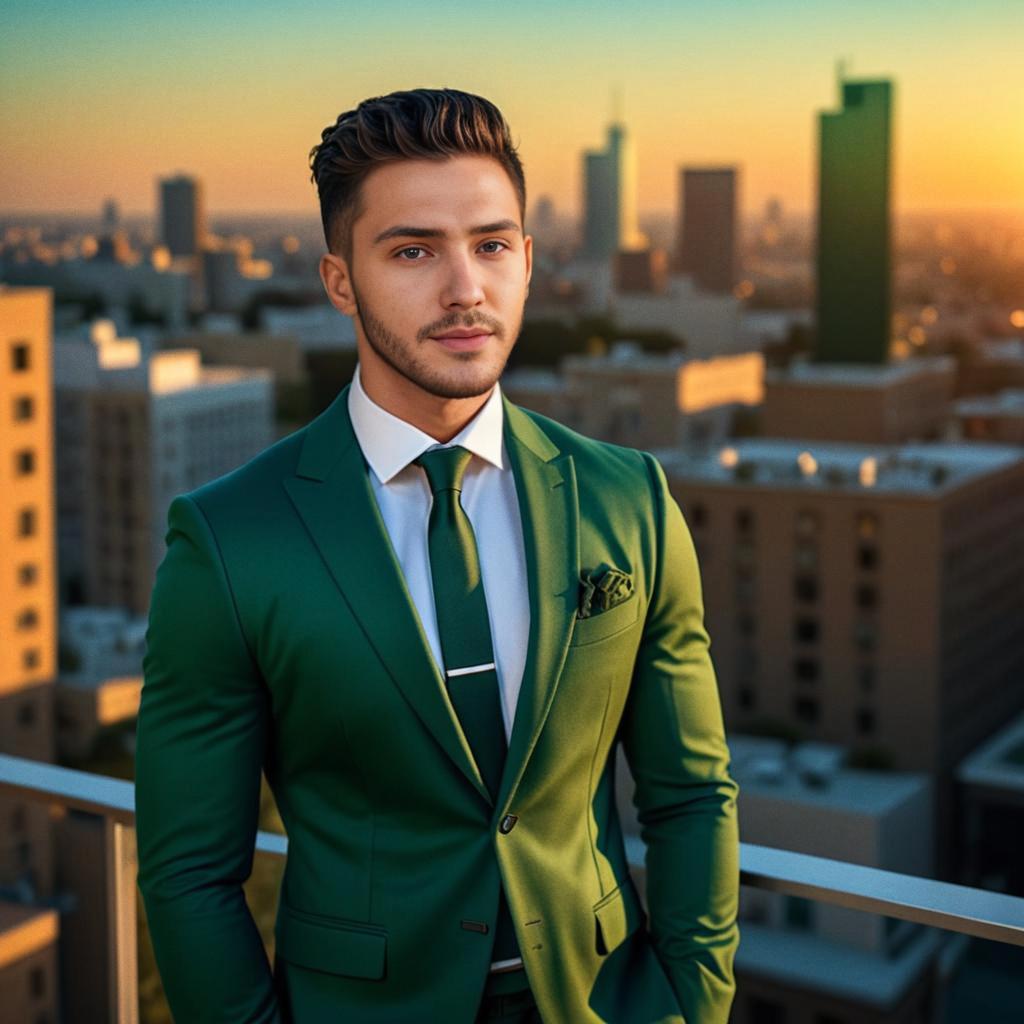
left=581, top=123, right=645, bottom=261
left=816, top=76, right=894, bottom=364
left=159, top=174, right=205, bottom=258
left=675, top=167, right=739, bottom=294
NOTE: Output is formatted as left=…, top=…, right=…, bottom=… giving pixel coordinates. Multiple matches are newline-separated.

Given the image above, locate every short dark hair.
left=309, top=88, right=526, bottom=263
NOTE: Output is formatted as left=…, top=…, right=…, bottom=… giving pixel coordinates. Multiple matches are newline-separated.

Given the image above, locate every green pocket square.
left=578, top=567, right=634, bottom=619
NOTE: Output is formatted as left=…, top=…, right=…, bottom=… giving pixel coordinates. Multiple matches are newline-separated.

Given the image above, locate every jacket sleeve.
left=135, top=494, right=282, bottom=1023
left=618, top=451, right=740, bottom=1024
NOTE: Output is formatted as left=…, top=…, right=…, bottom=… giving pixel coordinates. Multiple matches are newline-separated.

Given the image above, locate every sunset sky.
left=2, top=0, right=1021, bottom=219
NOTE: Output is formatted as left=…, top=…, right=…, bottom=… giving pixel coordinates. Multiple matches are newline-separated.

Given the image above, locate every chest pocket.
left=568, top=592, right=641, bottom=647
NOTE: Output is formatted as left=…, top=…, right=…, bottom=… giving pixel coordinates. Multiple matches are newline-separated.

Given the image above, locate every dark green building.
left=815, top=78, right=894, bottom=364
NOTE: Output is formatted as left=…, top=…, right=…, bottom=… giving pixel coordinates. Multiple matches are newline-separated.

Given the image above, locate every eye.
left=479, top=240, right=508, bottom=254
left=396, top=246, right=428, bottom=260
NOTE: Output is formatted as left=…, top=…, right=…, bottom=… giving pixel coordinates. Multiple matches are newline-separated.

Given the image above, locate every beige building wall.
left=763, top=358, right=955, bottom=443
left=0, top=902, right=60, bottom=1024
left=562, top=348, right=763, bottom=449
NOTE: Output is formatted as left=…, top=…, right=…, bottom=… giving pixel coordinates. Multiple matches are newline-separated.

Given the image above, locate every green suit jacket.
left=135, top=382, right=740, bottom=1024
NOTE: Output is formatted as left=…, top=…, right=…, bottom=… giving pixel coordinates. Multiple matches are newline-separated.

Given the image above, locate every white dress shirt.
left=347, top=362, right=530, bottom=743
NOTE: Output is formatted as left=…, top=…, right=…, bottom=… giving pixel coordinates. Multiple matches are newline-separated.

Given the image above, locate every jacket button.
left=499, top=814, right=518, bottom=834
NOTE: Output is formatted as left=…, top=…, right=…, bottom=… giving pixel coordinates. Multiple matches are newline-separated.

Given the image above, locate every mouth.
left=430, top=330, right=493, bottom=351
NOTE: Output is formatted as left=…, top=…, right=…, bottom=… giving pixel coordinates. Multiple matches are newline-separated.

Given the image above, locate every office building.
left=581, top=123, right=646, bottom=262
left=610, top=274, right=744, bottom=358
left=816, top=78, right=894, bottom=364
left=727, top=738, right=940, bottom=1024
left=159, top=174, right=205, bottom=258
left=0, top=287, right=61, bottom=1018
left=675, top=167, right=739, bottom=294
left=613, top=248, right=668, bottom=294
left=957, top=710, right=1024, bottom=897
left=53, top=321, right=274, bottom=613
left=764, top=356, right=956, bottom=443
left=654, top=438, right=1024, bottom=874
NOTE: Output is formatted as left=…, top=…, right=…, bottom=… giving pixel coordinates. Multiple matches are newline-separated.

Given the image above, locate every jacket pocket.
left=570, top=592, right=641, bottom=647
left=593, top=879, right=645, bottom=956
left=275, top=905, right=387, bottom=979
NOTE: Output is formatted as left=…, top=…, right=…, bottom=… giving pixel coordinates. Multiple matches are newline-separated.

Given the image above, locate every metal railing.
left=2, top=752, right=1023, bottom=1023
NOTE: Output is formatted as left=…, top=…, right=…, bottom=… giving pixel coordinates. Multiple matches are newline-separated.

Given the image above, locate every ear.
left=319, top=252, right=358, bottom=317
left=524, top=233, right=533, bottom=295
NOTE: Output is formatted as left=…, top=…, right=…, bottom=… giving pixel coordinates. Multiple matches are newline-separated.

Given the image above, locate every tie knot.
left=415, top=445, right=473, bottom=495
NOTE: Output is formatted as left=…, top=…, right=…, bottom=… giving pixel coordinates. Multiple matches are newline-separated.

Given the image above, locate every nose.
left=439, top=250, right=486, bottom=310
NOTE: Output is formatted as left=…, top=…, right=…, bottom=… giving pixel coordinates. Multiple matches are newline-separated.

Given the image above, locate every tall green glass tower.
left=815, top=77, right=894, bottom=364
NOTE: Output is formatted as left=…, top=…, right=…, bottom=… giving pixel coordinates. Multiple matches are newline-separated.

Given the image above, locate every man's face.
left=322, top=154, right=532, bottom=401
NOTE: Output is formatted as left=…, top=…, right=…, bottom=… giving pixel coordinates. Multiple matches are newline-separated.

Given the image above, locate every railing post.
left=105, top=819, right=139, bottom=1024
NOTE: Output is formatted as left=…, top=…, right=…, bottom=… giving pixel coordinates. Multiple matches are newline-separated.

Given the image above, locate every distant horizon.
left=3, top=3, right=1020, bottom=218
left=3, top=203, right=1023, bottom=223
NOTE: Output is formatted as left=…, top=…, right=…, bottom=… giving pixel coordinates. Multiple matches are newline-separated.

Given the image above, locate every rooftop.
left=954, top=388, right=1024, bottom=417
left=957, top=709, right=1024, bottom=796
left=730, top=736, right=929, bottom=815
left=766, top=355, right=955, bottom=387
left=650, top=437, right=1024, bottom=495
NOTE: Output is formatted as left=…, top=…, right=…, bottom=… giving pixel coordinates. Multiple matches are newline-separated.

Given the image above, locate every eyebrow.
left=372, top=219, right=522, bottom=246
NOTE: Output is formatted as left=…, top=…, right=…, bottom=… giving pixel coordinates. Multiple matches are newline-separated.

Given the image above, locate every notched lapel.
left=282, top=385, right=490, bottom=805
left=498, top=398, right=580, bottom=810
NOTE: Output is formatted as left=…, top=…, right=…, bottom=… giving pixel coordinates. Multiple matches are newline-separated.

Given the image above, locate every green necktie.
left=414, top=444, right=521, bottom=964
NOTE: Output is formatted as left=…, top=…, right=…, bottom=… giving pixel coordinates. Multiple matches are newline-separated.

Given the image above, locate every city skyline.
left=2, top=1, right=1022, bottom=217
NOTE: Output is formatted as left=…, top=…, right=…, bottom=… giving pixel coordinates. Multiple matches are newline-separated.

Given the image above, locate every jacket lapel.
left=497, top=396, right=579, bottom=811
left=282, top=383, right=491, bottom=805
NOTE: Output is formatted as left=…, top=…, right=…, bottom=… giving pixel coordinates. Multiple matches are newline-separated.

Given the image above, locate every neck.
left=357, top=355, right=493, bottom=445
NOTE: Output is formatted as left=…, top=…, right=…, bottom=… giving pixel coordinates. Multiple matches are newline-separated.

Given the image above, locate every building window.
left=18, top=701, right=37, bottom=726
left=794, top=575, right=818, bottom=603
left=18, top=507, right=37, bottom=537
left=737, top=612, right=756, bottom=637
left=794, top=617, right=819, bottom=644
left=784, top=896, right=815, bottom=931
left=30, top=965, right=46, bottom=999
left=736, top=507, right=754, bottom=535
left=794, top=695, right=819, bottom=722
left=854, top=621, right=878, bottom=652
left=857, top=544, right=879, bottom=570
left=858, top=663, right=876, bottom=692
left=856, top=583, right=878, bottom=609
left=18, top=563, right=38, bottom=586
left=16, top=449, right=36, bottom=475
left=11, top=341, right=31, bottom=371
left=11, top=805, right=27, bottom=833
left=795, top=543, right=818, bottom=570
left=689, top=503, right=707, bottom=528
left=856, top=510, right=879, bottom=540
left=14, top=395, right=34, bottom=420
left=22, top=649, right=40, bottom=671
left=856, top=708, right=876, bottom=735
left=738, top=686, right=757, bottom=711
left=794, top=657, right=819, bottom=682
left=795, top=509, right=819, bottom=538
left=16, top=607, right=39, bottom=630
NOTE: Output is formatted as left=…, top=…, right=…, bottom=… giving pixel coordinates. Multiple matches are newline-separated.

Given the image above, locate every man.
left=135, top=87, right=739, bottom=1024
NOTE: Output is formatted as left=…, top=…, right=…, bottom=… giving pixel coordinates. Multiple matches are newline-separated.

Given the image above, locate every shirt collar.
left=348, top=361, right=506, bottom=484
